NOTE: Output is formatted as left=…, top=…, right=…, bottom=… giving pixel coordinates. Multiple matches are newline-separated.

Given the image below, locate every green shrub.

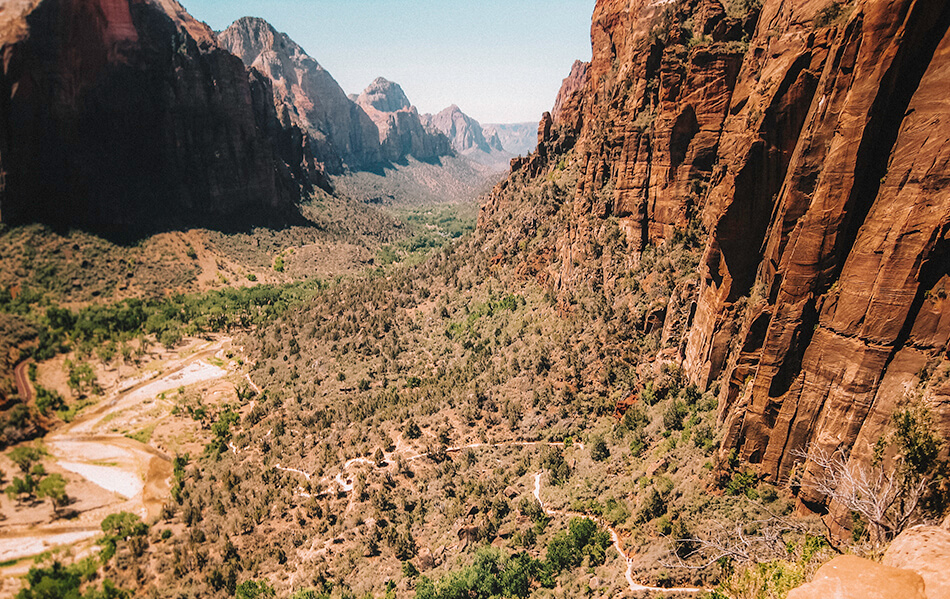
left=590, top=435, right=610, bottom=462
left=663, top=400, right=688, bottom=431
left=236, top=580, right=276, bottom=599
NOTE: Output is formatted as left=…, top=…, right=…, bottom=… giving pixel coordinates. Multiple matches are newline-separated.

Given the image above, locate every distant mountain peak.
left=427, top=105, right=511, bottom=168
left=358, top=78, right=412, bottom=113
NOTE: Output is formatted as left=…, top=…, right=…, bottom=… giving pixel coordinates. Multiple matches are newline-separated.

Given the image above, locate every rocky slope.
left=355, top=77, right=452, bottom=163
left=479, top=0, right=950, bottom=525
left=0, top=0, right=320, bottom=235
left=219, top=17, right=382, bottom=172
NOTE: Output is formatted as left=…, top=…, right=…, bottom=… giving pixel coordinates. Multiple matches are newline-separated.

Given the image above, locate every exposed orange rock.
left=480, top=0, right=950, bottom=521
left=683, top=0, right=950, bottom=511
left=883, top=525, right=950, bottom=599
left=786, top=555, right=927, bottom=599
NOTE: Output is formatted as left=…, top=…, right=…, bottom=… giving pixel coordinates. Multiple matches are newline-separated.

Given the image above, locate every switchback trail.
left=533, top=472, right=708, bottom=595
left=275, top=438, right=706, bottom=595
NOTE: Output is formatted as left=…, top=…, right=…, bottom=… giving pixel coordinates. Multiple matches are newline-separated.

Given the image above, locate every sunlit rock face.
left=478, top=0, right=950, bottom=521
left=356, top=77, right=453, bottom=163
left=219, top=16, right=383, bottom=172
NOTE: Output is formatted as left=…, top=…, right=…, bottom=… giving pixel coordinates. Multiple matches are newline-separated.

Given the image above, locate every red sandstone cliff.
left=479, top=0, right=950, bottom=520
left=0, top=0, right=320, bottom=235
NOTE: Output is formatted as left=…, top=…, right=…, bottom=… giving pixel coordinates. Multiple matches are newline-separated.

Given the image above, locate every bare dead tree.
left=792, top=445, right=931, bottom=548
left=661, top=501, right=827, bottom=572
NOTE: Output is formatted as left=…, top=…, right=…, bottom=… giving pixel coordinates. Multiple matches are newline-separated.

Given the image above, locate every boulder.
left=883, top=525, right=950, bottom=599
left=787, top=555, right=926, bottom=599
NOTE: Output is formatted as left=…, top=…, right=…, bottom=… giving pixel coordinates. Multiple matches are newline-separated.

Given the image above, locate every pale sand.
left=0, top=530, right=100, bottom=562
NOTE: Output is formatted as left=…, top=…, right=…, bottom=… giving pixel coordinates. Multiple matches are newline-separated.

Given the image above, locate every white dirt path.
left=533, top=472, right=708, bottom=594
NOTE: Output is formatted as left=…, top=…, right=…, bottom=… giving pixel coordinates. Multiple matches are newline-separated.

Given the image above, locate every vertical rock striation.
left=218, top=17, right=382, bottom=172
left=480, top=0, right=950, bottom=519
left=0, top=0, right=319, bottom=235
left=682, top=0, right=950, bottom=509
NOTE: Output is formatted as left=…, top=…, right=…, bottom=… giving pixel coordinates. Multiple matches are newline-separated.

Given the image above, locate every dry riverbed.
left=0, top=336, right=243, bottom=592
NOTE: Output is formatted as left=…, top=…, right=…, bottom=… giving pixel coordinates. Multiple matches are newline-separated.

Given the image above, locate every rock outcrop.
left=219, top=17, right=382, bottom=171
left=786, top=555, right=927, bottom=599
left=0, top=0, right=320, bottom=235
left=429, top=105, right=504, bottom=155
left=477, top=0, right=950, bottom=521
left=356, top=78, right=452, bottom=163
left=883, top=525, right=950, bottom=599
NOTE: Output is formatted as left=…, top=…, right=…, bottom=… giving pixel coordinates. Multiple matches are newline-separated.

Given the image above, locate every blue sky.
left=183, top=0, right=595, bottom=124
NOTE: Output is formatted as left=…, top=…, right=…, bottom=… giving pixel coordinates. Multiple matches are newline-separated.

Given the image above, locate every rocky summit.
left=356, top=77, right=452, bottom=163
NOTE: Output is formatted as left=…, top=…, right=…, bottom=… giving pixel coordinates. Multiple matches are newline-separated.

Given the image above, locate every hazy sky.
left=183, top=0, right=595, bottom=124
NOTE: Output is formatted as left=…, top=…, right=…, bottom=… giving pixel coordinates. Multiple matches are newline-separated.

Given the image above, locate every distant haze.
left=183, top=0, right=595, bottom=124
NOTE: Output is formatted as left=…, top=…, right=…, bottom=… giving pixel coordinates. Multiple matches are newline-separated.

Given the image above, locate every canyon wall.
left=481, top=0, right=950, bottom=516
left=0, top=0, right=320, bottom=235
left=219, top=17, right=382, bottom=172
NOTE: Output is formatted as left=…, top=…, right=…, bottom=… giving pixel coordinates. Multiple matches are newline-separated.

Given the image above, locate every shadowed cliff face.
left=479, top=0, right=950, bottom=520
left=0, top=0, right=319, bottom=236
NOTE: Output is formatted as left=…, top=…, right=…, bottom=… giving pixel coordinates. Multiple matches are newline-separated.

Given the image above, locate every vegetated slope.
left=479, top=0, right=950, bottom=531
left=0, top=0, right=322, bottom=236
left=331, top=156, right=503, bottom=208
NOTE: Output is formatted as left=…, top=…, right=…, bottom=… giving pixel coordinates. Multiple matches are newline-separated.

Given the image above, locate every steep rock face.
left=551, top=60, right=589, bottom=130
left=479, top=0, right=950, bottom=521
left=482, top=0, right=754, bottom=291
left=428, top=104, right=510, bottom=168
left=682, top=0, right=950, bottom=512
left=356, top=77, right=452, bottom=163
left=0, top=0, right=317, bottom=234
left=219, top=17, right=382, bottom=171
